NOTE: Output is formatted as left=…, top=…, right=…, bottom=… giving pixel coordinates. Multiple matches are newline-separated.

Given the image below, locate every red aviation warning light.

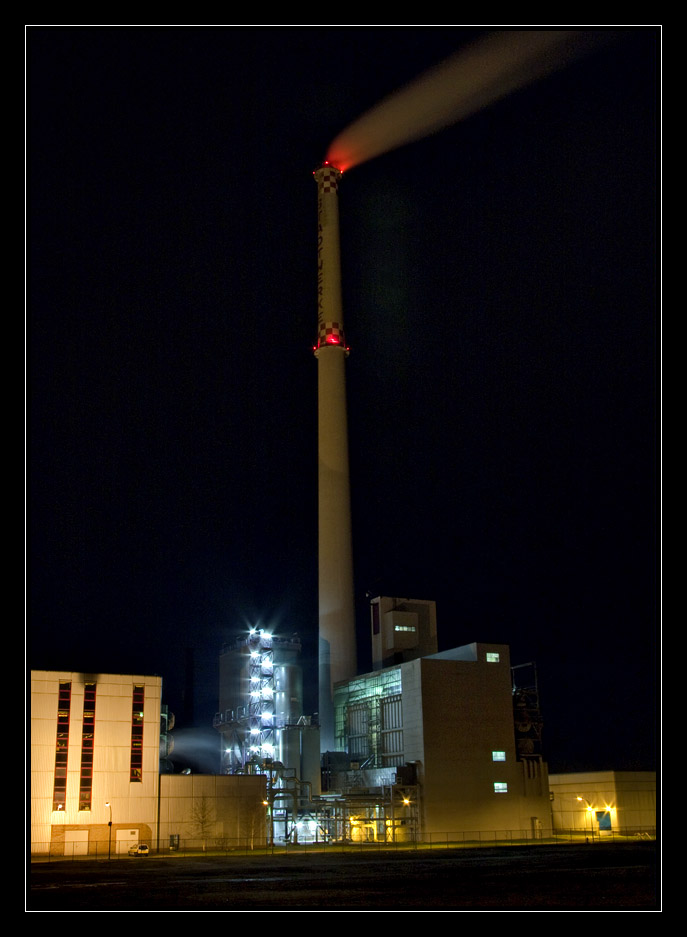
left=314, top=321, right=350, bottom=356
left=312, top=164, right=348, bottom=356
left=314, top=159, right=345, bottom=175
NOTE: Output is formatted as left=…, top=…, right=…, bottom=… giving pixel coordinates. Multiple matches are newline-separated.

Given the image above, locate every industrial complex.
left=30, top=160, right=655, bottom=855
left=29, top=624, right=655, bottom=853
left=30, top=618, right=555, bottom=853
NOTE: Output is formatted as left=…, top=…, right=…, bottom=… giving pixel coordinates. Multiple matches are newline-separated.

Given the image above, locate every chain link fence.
left=31, top=825, right=656, bottom=861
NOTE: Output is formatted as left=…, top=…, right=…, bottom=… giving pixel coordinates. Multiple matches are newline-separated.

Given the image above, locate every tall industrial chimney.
left=313, top=163, right=357, bottom=751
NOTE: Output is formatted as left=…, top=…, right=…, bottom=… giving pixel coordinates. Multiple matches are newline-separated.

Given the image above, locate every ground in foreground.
left=29, top=842, right=657, bottom=911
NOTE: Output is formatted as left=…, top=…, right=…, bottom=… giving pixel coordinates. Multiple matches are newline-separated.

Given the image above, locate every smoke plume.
left=327, top=30, right=617, bottom=172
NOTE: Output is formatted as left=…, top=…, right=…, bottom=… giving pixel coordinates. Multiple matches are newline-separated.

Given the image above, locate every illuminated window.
left=394, top=625, right=416, bottom=632
left=53, top=681, right=72, bottom=810
left=494, top=782, right=508, bottom=794
left=78, top=683, right=96, bottom=810
left=492, top=751, right=506, bottom=762
left=333, top=668, right=402, bottom=760
left=486, top=652, right=500, bottom=663
left=348, top=702, right=370, bottom=759
left=381, top=694, right=404, bottom=767
left=130, top=685, right=145, bottom=782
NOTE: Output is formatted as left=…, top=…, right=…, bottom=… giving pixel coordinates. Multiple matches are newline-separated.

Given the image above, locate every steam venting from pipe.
left=326, top=30, right=617, bottom=172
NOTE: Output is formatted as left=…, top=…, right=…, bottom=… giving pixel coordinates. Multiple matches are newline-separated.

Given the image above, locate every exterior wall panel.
left=31, top=671, right=162, bottom=855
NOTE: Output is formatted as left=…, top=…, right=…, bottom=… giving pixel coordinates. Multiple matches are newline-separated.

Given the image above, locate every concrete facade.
left=30, top=671, right=268, bottom=855
left=549, top=770, right=656, bottom=835
left=158, top=774, right=267, bottom=850
left=31, top=670, right=162, bottom=855
left=334, top=643, right=551, bottom=839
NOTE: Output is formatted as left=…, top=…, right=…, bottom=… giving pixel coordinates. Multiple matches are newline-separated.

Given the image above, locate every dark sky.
left=28, top=27, right=658, bottom=773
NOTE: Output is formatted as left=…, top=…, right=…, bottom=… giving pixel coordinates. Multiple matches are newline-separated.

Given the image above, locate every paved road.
left=29, top=842, right=657, bottom=910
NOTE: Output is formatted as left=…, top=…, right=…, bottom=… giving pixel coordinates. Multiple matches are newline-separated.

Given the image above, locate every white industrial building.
left=31, top=671, right=162, bottom=855
left=30, top=670, right=266, bottom=856
left=329, top=627, right=551, bottom=840
left=549, top=770, right=656, bottom=836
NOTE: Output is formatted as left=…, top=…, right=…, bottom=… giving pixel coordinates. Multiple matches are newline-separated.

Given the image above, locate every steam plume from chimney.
left=327, top=30, right=616, bottom=172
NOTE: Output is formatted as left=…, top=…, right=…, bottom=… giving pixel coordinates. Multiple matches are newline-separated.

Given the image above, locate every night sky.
left=28, top=27, right=658, bottom=774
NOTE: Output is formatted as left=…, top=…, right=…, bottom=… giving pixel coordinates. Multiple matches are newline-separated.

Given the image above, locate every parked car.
left=128, top=843, right=149, bottom=856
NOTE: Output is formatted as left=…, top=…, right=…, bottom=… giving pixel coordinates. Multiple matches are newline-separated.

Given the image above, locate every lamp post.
left=263, top=798, right=273, bottom=849
left=401, top=795, right=417, bottom=844
left=105, top=802, right=113, bottom=859
left=576, top=797, right=594, bottom=842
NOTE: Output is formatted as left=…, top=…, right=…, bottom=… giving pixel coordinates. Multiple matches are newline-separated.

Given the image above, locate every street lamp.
left=263, top=798, right=273, bottom=848
left=105, top=802, right=113, bottom=859
left=576, top=797, right=595, bottom=841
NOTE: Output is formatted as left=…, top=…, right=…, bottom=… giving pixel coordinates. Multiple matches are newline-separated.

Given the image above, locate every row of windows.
left=493, top=752, right=507, bottom=793
left=52, top=683, right=71, bottom=810
left=131, top=686, right=145, bottom=782
left=52, top=682, right=147, bottom=810
left=78, top=684, right=96, bottom=810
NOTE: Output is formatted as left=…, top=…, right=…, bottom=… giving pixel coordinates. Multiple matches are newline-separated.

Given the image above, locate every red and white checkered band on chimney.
left=318, top=321, right=346, bottom=346
left=319, top=168, right=340, bottom=193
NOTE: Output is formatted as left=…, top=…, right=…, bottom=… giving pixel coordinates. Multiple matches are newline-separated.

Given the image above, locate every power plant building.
left=209, top=597, right=552, bottom=843
left=329, top=628, right=551, bottom=839
left=302, top=163, right=553, bottom=840
left=31, top=670, right=163, bottom=855
left=32, top=150, right=556, bottom=853
left=30, top=670, right=267, bottom=856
